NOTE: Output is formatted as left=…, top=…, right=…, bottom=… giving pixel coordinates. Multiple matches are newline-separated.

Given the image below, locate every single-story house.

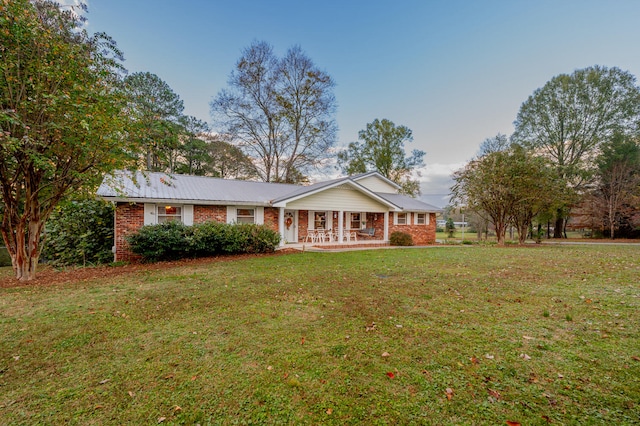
left=97, top=170, right=443, bottom=261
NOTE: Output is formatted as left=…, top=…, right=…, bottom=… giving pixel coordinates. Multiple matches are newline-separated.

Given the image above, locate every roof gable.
left=351, top=171, right=401, bottom=193
left=272, top=177, right=401, bottom=210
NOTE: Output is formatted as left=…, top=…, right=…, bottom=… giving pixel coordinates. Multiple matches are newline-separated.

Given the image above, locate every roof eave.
left=99, top=196, right=271, bottom=207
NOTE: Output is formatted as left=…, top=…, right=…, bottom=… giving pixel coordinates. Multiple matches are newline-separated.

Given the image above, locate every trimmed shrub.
left=127, top=221, right=281, bottom=262
left=390, top=231, right=414, bottom=246
left=126, top=221, right=194, bottom=262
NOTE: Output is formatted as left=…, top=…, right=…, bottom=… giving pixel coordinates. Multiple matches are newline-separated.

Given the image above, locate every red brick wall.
left=115, top=204, right=285, bottom=261
left=298, top=210, right=309, bottom=242
left=114, top=204, right=437, bottom=261
left=194, top=205, right=226, bottom=223
left=264, top=207, right=279, bottom=232
left=114, top=203, right=144, bottom=262
left=388, top=212, right=437, bottom=245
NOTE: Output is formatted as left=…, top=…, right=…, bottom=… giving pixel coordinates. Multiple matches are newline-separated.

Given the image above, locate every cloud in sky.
left=418, top=162, right=466, bottom=209
left=57, top=0, right=89, bottom=26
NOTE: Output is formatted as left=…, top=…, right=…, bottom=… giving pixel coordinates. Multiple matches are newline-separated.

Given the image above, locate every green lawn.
left=1, top=246, right=639, bottom=424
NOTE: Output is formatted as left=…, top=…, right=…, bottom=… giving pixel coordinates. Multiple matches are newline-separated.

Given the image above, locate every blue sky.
left=81, top=0, right=640, bottom=206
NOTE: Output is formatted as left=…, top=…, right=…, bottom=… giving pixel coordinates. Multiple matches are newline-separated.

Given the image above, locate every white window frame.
left=349, top=212, right=361, bottom=230
left=236, top=208, right=255, bottom=224
left=157, top=205, right=182, bottom=223
left=308, top=211, right=329, bottom=230
left=415, top=213, right=427, bottom=225
left=144, top=203, right=194, bottom=226
left=227, top=206, right=264, bottom=225
left=395, top=212, right=408, bottom=225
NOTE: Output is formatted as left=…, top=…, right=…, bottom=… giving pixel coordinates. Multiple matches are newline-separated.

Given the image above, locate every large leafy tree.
left=337, top=118, right=425, bottom=196
left=451, top=146, right=561, bottom=245
left=174, top=132, right=258, bottom=180
left=173, top=115, right=210, bottom=175
left=0, top=0, right=136, bottom=280
left=211, top=41, right=337, bottom=183
left=512, top=65, right=640, bottom=237
left=124, top=71, right=185, bottom=171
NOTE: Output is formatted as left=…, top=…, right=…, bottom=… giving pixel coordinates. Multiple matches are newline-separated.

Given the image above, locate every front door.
left=283, top=210, right=297, bottom=243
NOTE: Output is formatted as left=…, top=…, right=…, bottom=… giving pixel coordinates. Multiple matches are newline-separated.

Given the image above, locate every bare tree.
left=211, top=41, right=337, bottom=183
left=593, top=133, right=640, bottom=238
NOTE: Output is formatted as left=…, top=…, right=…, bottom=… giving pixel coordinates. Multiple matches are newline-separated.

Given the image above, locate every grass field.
left=1, top=245, right=639, bottom=424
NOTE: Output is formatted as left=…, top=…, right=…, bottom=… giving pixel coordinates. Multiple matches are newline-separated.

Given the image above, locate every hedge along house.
left=97, top=171, right=442, bottom=261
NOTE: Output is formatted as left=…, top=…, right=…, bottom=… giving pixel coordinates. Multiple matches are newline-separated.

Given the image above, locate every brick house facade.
left=99, top=171, right=442, bottom=261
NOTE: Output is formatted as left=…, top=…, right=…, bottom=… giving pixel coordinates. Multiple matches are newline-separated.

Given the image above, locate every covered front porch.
left=271, top=177, right=402, bottom=247
left=278, top=210, right=391, bottom=245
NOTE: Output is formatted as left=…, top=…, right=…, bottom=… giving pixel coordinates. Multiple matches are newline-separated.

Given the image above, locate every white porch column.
left=278, top=207, right=285, bottom=246
left=384, top=211, right=389, bottom=241
left=338, top=210, right=344, bottom=243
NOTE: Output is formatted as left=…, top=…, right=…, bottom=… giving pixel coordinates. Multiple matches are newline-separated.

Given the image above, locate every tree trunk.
left=553, top=214, right=564, bottom=238
left=495, top=221, right=507, bottom=245
left=517, top=224, right=528, bottom=245
left=609, top=203, right=616, bottom=239
left=2, top=216, right=43, bottom=281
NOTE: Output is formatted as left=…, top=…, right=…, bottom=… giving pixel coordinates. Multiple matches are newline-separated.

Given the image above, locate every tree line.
left=452, top=66, right=640, bottom=243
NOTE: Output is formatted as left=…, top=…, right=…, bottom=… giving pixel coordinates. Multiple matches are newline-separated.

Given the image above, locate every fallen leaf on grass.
left=484, top=354, right=495, bottom=359
left=519, top=353, right=531, bottom=361
left=173, top=406, right=182, bottom=413
left=541, top=414, right=552, bottom=423
left=301, top=337, right=305, bottom=345
left=382, top=352, right=390, bottom=357
left=506, top=421, right=521, bottom=426
left=523, top=335, right=535, bottom=340
left=326, top=408, right=333, bottom=415
left=99, top=379, right=111, bottom=385
left=470, top=356, right=479, bottom=365
left=191, top=375, right=197, bottom=381
left=386, top=372, right=395, bottom=379
left=631, top=356, right=640, bottom=362
left=158, top=417, right=166, bottom=423
left=488, top=389, right=501, bottom=399
left=445, top=387, right=454, bottom=400
left=128, top=391, right=135, bottom=397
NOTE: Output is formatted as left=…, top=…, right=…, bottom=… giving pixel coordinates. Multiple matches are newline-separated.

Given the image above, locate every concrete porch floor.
left=278, top=240, right=391, bottom=252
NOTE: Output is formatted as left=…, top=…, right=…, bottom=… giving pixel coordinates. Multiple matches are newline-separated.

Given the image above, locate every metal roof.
left=97, top=170, right=442, bottom=212
left=375, top=193, right=443, bottom=213
left=96, top=171, right=299, bottom=205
